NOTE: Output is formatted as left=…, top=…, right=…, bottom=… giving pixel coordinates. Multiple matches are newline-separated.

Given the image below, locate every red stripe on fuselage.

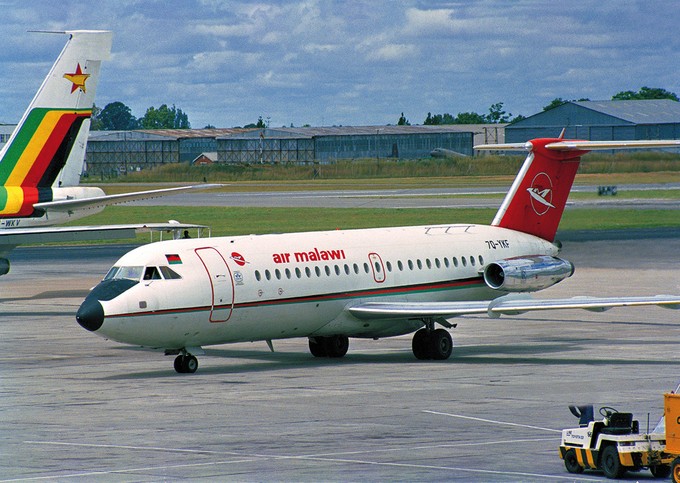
left=104, top=277, right=486, bottom=319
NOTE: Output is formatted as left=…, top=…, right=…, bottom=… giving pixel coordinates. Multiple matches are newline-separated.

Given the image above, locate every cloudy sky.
left=1, top=1, right=678, bottom=129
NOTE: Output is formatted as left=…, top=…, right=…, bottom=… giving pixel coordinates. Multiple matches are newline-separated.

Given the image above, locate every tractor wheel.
left=672, top=457, right=680, bottom=483
left=563, top=449, right=584, bottom=474
left=601, top=445, right=625, bottom=479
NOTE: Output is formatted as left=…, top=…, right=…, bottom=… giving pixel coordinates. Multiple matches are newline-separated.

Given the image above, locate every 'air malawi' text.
left=272, top=248, right=346, bottom=264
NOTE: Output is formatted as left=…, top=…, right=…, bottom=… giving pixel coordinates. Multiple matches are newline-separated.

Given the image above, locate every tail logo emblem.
left=527, top=172, right=555, bottom=215
left=63, top=64, right=90, bottom=93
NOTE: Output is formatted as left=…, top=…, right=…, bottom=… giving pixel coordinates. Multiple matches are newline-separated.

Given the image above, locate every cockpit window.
left=143, top=266, right=162, bottom=280
left=159, top=266, right=182, bottom=279
left=104, top=266, right=144, bottom=281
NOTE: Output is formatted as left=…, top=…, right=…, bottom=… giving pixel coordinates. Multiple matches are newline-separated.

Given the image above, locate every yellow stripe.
left=585, top=449, right=597, bottom=468
left=0, top=187, right=24, bottom=214
left=620, top=452, right=634, bottom=466
left=5, top=111, right=64, bottom=186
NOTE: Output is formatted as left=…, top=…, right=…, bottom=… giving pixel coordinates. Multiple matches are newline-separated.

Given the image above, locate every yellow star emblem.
left=63, top=64, right=90, bottom=93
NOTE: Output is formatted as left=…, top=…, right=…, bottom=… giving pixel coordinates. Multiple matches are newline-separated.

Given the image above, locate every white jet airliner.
left=76, top=136, right=680, bottom=373
left=0, top=30, right=216, bottom=276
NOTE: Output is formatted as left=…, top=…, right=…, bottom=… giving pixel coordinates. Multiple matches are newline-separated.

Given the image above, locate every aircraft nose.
left=76, top=298, right=104, bottom=331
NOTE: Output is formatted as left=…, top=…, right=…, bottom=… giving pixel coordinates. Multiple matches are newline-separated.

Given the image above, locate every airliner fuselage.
left=79, top=223, right=557, bottom=349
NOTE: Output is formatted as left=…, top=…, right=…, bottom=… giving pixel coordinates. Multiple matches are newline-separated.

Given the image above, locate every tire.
left=650, top=464, right=671, bottom=478
left=309, top=337, right=327, bottom=357
left=324, top=335, right=349, bottom=358
left=563, top=449, right=584, bottom=474
left=429, top=329, right=453, bottom=360
left=600, top=445, right=625, bottom=479
left=183, top=355, right=198, bottom=374
left=174, top=355, right=186, bottom=373
left=672, top=457, right=680, bottom=483
left=412, top=329, right=431, bottom=360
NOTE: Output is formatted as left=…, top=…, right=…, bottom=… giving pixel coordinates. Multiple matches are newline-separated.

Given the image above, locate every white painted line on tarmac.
left=424, top=409, right=562, bottom=433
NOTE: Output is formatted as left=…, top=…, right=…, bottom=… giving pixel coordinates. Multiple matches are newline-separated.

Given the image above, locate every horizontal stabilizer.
left=0, top=222, right=207, bottom=247
left=34, top=184, right=223, bottom=212
left=475, top=139, right=680, bottom=151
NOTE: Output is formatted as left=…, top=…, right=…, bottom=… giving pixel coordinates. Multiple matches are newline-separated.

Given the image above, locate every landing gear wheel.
left=174, top=355, right=186, bottom=373
left=563, top=449, right=584, bottom=474
left=324, top=335, right=349, bottom=358
left=309, top=337, right=328, bottom=357
left=174, top=354, right=198, bottom=374
left=429, top=328, right=453, bottom=360
left=412, top=329, right=431, bottom=360
left=601, top=445, right=625, bottom=479
left=650, top=464, right=670, bottom=478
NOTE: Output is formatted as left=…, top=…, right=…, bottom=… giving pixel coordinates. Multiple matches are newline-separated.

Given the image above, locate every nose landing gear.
left=173, top=352, right=199, bottom=373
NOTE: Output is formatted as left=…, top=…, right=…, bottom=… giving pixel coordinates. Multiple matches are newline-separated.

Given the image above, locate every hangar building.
left=84, top=125, right=499, bottom=175
left=216, top=125, right=479, bottom=164
left=506, top=100, right=680, bottom=143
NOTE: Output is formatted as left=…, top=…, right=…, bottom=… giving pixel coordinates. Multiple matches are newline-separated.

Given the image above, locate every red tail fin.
left=491, top=138, right=586, bottom=242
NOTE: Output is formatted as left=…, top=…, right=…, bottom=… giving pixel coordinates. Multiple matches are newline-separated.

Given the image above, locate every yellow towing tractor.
left=559, top=392, right=680, bottom=480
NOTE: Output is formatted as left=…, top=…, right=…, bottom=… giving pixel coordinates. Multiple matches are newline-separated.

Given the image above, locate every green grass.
left=66, top=205, right=680, bottom=243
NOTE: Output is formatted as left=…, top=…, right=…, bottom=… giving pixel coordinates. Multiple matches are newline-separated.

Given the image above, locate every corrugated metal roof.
left=574, top=100, right=680, bottom=124
left=89, top=128, right=253, bottom=141
left=219, top=124, right=497, bottom=139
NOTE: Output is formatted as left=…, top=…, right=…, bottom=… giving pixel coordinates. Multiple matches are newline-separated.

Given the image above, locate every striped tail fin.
left=0, top=31, right=112, bottom=190
left=476, top=138, right=680, bottom=242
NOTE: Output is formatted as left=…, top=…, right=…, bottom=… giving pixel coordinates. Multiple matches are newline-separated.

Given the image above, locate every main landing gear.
left=308, top=335, right=350, bottom=358
left=412, top=321, right=453, bottom=360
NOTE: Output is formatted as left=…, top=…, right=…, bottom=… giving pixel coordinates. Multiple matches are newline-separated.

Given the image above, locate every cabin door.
left=195, top=247, right=234, bottom=322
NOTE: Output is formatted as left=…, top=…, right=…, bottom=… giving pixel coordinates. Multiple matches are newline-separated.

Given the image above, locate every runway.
left=2, top=236, right=680, bottom=481
left=128, top=183, right=680, bottom=209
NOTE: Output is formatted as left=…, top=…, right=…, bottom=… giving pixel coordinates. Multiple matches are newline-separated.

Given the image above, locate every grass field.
left=65, top=153, right=680, bottom=245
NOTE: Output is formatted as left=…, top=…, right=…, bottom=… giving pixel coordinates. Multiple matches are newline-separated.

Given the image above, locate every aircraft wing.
left=348, top=295, right=680, bottom=321
left=33, top=184, right=223, bottom=213
left=0, top=222, right=207, bottom=247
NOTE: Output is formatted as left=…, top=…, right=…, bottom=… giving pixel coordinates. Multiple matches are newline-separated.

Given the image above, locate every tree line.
left=91, top=102, right=190, bottom=130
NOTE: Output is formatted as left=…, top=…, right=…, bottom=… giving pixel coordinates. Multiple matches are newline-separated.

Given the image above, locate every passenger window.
left=265, top=270, right=271, bottom=280
left=344, top=264, right=350, bottom=275
left=444, top=258, right=450, bottom=268
left=397, top=260, right=404, bottom=271
left=353, top=263, right=359, bottom=274
left=470, top=256, right=476, bottom=267
left=386, top=261, right=392, bottom=272
left=334, top=265, right=341, bottom=276
left=478, top=255, right=484, bottom=265
left=408, top=260, right=414, bottom=270
left=435, top=258, right=441, bottom=269
left=426, top=259, right=432, bottom=269
left=452, top=257, right=458, bottom=267
left=275, top=269, right=281, bottom=280
left=325, top=266, right=331, bottom=276
left=255, top=270, right=261, bottom=281
left=305, top=267, right=312, bottom=278
left=462, top=257, right=467, bottom=267
left=315, top=266, right=321, bottom=277
left=159, top=266, right=182, bottom=279
left=416, top=259, right=422, bottom=270
left=295, top=267, right=302, bottom=278
left=285, top=268, right=292, bottom=279
left=363, top=263, right=369, bottom=273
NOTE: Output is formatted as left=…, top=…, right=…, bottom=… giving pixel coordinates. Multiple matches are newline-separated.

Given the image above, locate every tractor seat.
left=601, top=412, right=634, bottom=435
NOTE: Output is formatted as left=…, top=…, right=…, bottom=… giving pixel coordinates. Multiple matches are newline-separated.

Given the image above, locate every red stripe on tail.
left=492, top=138, right=587, bottom=242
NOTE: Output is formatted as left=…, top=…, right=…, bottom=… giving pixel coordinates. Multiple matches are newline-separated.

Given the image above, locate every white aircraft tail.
left=0, top=30, right=112, bottom=192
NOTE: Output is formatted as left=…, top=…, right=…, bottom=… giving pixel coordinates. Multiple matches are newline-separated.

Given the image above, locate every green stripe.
left=0, top=108, right=90, bottom=185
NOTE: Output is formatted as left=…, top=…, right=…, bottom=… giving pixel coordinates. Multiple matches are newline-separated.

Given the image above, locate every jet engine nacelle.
left=483, top=255, right=574, bottom=292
